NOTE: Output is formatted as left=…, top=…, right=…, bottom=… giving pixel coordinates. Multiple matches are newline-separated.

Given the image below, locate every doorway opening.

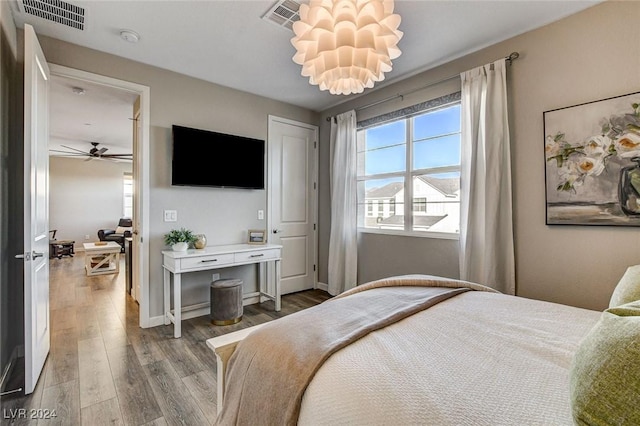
left=48, top=65, right=151, bottom=329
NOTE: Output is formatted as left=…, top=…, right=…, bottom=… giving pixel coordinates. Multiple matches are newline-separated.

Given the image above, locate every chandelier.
left=291, top=0, right=403, bottom=96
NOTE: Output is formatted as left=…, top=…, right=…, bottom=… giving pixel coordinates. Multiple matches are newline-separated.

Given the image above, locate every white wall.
left=320, top=1, right=640, bottom=310
left=49, top=157, right=132, bottom=250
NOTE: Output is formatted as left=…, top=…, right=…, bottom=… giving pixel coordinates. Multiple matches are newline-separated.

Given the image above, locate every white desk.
left=162, top=243, right=282, bottom=338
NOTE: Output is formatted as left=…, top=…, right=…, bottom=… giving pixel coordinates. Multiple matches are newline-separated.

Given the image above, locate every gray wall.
left=0, top=0, right=23, bottom=390
left=33, top=34, right=319, bottom=318
left=319, top=1, right=640, bottom=310
left=49, top=157, right=132, bottom=250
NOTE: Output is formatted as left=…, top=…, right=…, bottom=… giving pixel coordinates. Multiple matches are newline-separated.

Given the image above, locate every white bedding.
left=298, top=291, right=600, bottom=425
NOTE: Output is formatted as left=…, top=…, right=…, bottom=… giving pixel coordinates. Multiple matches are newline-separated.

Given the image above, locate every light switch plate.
left=258, top=210, right=264, bottom=220
left=164, top=210, right=177, bottom=222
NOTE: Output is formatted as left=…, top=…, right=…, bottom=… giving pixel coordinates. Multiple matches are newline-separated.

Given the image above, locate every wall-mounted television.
left=172, top=125, right=265, bottom=189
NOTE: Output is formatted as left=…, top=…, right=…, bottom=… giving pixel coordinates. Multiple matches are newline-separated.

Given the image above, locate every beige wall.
left=32, top=35, right=319, bottom=318
left=320, top=1, right=640, bottom=310
left=49, top=157, right=132, bottom=250
left=0, top=0, right=16, bottom=57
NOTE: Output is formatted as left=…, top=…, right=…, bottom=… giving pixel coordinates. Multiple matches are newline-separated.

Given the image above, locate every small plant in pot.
left=164, top=228, right=197, bottom=252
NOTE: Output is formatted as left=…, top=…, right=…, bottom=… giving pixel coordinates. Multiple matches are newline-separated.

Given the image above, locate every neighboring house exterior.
left=364, top=176, right=460, bottom=233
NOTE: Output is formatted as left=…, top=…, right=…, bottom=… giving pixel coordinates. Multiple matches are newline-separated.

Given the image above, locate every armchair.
left=98, top=218, right=133, bottom=252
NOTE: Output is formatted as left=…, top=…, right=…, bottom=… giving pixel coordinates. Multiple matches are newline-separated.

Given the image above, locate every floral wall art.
left=544, top=91, right=640, bottom=226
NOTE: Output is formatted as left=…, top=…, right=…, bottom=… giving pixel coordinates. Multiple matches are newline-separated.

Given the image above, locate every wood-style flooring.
left=1, top=254, right=330, bottom=425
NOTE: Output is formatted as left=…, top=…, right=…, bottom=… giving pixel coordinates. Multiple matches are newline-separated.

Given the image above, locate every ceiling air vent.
left=262, top=0, right=301, bottom=32
left=18, top=0, right=85, bottom=30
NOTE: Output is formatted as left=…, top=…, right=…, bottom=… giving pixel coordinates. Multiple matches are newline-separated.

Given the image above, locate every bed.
left=206, top=274, right=640, bottom=425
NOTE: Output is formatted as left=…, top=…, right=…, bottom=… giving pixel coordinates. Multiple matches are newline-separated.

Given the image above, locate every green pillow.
left=570, top=301, right=640, bottom=425
left=609, top=265, right=640, bottom=308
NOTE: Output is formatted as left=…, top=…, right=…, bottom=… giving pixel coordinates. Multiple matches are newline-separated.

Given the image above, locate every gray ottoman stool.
left=210, top=279, right=243, bottom=325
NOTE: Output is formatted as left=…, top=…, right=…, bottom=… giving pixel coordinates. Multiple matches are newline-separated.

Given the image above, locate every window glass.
left=361, top=144, right=406, bottom=175
left=123, top=173, right=133, bottom=218
left=413, top=105, right=461, bottom=140
left=363, top=120, right=406, bottom=150
left=413, top=134, right=461, bottom=170
left=357, top=177, right=405, bottom=229
left=356, top=101, right=461, bottom=236
left=411, top=173, right=460, bottom=233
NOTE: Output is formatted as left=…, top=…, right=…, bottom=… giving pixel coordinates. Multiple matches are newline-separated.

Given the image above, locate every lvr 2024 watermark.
left=3, top=409, right=57, bottom=420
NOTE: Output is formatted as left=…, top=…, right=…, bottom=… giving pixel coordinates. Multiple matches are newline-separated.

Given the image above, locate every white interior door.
left=22, top=24, right=50, bottom=395
left=268, top=117, right=318, bottom=294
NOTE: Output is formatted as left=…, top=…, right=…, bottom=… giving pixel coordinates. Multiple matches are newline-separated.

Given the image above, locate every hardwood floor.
left=1, top=255, right=330, bottom=425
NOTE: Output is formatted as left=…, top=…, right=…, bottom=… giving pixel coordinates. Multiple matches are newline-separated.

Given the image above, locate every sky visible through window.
left=362, top=104, right=461, bottom=191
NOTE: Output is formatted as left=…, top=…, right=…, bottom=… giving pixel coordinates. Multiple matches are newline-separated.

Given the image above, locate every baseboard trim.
left=316, top=282, right=328, bottom=292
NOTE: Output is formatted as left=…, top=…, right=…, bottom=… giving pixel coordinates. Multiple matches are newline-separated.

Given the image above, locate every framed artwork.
left=544, top=91, right=640, bottom=226
left=248, top=229, right=266, bottom=245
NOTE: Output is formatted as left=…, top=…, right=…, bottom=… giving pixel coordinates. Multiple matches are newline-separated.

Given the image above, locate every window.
left=413, top=197, right=427, bottom=212
left=356, top=103, right=461, bottom=236
left=123, top=173, right=133, bottom=218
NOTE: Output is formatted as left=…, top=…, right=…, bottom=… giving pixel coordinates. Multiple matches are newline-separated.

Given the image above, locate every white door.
left=268, top=117, right=318, bottom=294
left=22, top=24, right=50, bottom=395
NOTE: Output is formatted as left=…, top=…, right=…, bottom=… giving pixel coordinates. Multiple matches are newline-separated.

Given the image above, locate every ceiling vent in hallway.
left=262, top=0, right=301, bottom=31
left=17, top=0, right=85, bottom=30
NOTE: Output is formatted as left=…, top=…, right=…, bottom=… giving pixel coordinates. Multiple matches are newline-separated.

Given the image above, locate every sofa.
left=98, top=218, right=133, bottom=252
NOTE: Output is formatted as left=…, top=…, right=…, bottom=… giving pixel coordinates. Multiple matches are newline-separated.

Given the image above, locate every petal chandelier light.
left=291, top=0, right=403, bottom=96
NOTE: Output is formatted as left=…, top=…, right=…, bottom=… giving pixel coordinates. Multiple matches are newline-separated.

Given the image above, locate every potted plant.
left=164, top=228, right=197, bottom=252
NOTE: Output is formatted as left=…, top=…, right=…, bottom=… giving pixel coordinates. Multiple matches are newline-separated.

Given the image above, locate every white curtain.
left=328, top=110, right=358, bottom=296
left=459, top=59, right=515, bottom=295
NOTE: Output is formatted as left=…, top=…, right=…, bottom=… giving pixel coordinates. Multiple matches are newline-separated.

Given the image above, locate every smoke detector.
left=120, top=30, right=140, bottom=44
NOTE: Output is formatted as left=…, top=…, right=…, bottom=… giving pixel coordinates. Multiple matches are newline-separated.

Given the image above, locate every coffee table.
left=83, top=242, right=121, bottom=276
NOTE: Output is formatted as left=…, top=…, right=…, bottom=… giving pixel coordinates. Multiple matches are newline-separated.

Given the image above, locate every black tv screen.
left=172, top=125, right=265, bottom=189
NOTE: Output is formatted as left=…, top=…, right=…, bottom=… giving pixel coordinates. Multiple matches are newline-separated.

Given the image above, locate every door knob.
left=272, top=229, right=282, bottom=234
left=32, top=251, right=44, bottom=259
left=15, top=252, right=31, bottom=261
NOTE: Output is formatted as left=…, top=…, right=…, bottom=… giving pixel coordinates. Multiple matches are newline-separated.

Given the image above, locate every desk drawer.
left=235, top=249, right=279, bottom=263
left=180, top=253, right=234, bottom=271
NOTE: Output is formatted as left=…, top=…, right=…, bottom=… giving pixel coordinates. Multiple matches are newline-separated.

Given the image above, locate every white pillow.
left=115, top=226, right=132, bottom=234
left=609, top=264, right=640, bottom=308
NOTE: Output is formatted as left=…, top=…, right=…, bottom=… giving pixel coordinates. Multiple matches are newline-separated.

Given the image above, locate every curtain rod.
left=326, top=51, right=520, bottom=122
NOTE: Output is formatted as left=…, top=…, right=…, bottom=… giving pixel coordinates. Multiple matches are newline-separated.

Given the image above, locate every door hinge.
left=313, top=224, right=316, bottom=231
left=314, top=141, right=317, bottom=149
left=313, top=264, right=316, bottom=271
left=313, top=182, right=316, bottom=190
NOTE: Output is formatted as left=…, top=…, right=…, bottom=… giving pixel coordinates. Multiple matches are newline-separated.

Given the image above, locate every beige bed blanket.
left=299, top=287, right=601, bottom=425
left=217, top=275, right=492, bottom=425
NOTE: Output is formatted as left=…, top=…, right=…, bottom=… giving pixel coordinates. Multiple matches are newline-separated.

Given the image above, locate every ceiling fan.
left=49, top=142, right=133, bottom=161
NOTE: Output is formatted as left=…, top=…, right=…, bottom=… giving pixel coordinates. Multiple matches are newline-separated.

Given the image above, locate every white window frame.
left=123, top=172, right=133, bottom=218
left=357, top=102, right=461, bottom=240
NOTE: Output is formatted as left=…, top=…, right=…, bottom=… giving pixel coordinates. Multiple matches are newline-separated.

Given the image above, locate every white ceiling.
left=49, top=75, right=136, bottom=157
left=25, top=0, right=600, bottom=159
left=11, top=0, right=600, bottom=113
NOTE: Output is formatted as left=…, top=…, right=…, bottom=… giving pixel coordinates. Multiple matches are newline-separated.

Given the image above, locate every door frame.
left=267, top=115, right=319, bottom=289
left=48, top=64, right=152, bottom=328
